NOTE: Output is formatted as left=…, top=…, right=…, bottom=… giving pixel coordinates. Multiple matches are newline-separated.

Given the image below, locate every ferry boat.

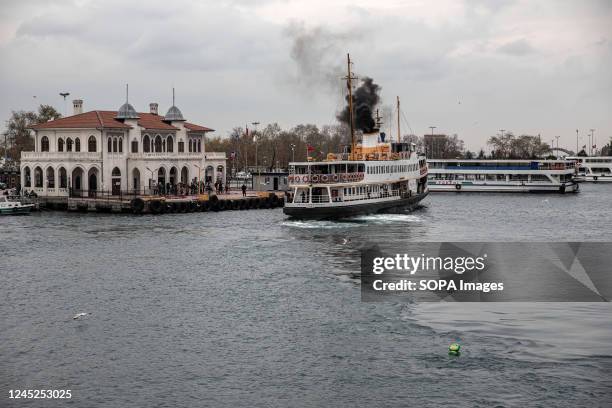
left=427, top=159, right=579, bottom=193
left=0, top=196, right=35, bottom=215
left=565, top=156, right=612, bottom=182
left=283, top=55, right=429, bottom=220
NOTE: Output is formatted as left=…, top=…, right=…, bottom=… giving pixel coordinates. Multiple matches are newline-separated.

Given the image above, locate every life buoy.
left=593, top=176, right=598, bottom=181
left=342, top=174, right=348, bottom=182
left=321, top=174, right=329, bottom=182
left=332, top=174, right=339, bottom=182
left=288, top=175, right=293, bottom=183
left=312, top=174, right=320, bottom=183
left=455, top=184, right=462, bottom=190
left=303, top=175, right=309, bottom=183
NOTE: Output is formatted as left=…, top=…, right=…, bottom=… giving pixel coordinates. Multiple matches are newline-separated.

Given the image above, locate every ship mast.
left=396, top=96, right=401, bottom=143
left=346, top=53, right=356, bottom=160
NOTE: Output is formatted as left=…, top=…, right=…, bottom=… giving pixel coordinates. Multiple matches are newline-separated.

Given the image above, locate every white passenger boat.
left=566, top=156, right=612, bottom=182
left=0, top=196, right=35, bottom=215
left=283, top=55, right=429, bottom=220
left=427, top=159, right=579, bottom=193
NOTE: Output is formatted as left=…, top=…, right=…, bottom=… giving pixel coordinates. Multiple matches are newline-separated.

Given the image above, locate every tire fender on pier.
left=131, top=198, right=145, bottom=214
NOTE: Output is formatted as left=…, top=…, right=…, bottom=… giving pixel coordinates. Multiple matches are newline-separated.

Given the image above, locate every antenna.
left=126, top=84, right=129, bottom=103
left=172, top=88, right=175, bottom=106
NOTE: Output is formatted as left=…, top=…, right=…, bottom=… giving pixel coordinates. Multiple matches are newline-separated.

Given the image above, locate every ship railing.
left=288, top=172, right=365, bottom=185
left=294, top=190, right=402, bottom=204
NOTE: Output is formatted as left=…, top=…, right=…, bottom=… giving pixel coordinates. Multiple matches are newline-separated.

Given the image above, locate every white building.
left=20, top=98, right=226, bottom=197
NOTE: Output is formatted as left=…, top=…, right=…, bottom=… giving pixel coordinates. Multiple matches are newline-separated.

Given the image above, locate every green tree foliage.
left=487, top=132, right=550, bottom=159
left=2, top=105, right=61, bottom=160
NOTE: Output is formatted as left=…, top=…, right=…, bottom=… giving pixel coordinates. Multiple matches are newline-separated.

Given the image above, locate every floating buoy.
left=448, top=343, right=461, bottom=356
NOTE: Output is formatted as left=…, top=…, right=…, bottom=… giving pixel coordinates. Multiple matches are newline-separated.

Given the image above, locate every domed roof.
left=164, top=105, right=185, bottom=121
left=116, top=102, right=140, bottom=119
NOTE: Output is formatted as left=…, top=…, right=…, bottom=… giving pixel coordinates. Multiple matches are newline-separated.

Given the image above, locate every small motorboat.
left=0, top=196, right=35, bottom=215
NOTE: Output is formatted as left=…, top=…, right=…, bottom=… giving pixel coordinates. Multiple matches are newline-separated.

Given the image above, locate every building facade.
left=20, top=99, right=226, bottom=197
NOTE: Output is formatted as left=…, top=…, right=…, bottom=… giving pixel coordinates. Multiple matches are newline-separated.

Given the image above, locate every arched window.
left=198, top=139, right=201, bottom=152
left=66, top=138, right=73, bottom=152
left=108, top=137, right=112, bottom=153
left=59, top=167, right=67, bottom=188
left=154, top=135, right=162, bottom=152
left=118, top=137, right=123, bottom=153
left=46, top=167, right=55, bottom=188
left=112, top=167, right=121, bottom=177
left=181, top=166, right=189, bottom=184
left=41, top=136, right=49, bottom=152
left=131, top=140, right=138, bottom=153
left=58, top=138, right=64, bottom=152
left=75, top=138, right=81, bottom=152
left=143, top=135, right=150, bottom=153
left=188, top=139, right=193, bottom=152
left=88, top=136, right=96, bottom=152
left=34, top=166, right=43, bottom=187
left=178, top=141, right=184, bottom=153
left=167, top=135, right=174, bottom=153
left=24, top=167, right=31, bottom=187
left=113, top=137, right=117, bottom=153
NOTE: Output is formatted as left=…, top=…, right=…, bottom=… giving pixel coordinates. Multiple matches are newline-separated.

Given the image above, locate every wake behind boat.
left=283, top=54, right=428, bottom=220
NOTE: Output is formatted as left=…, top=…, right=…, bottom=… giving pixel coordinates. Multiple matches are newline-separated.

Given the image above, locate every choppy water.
left=2, top=183, right=612, bottom=407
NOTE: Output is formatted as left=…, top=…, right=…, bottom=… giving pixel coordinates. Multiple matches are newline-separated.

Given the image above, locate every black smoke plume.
left=337, top=77, right=381, bottom=133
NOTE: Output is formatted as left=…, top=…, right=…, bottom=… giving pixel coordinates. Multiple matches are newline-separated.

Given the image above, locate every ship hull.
left=283, top=191, right=428, bottom=220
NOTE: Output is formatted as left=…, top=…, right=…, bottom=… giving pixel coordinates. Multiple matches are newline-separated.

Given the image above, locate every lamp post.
left=145, top=166, right=155, bottom=194
left=575, top=129, right=578, bottom=154
left=252, top=121, right=260, bottom=187
left=428, top=126, right=436, bottom=158
left=59, top=92, right=70, bottom=116
left=590, top=129, right=595, bottom=155
left=555, top=136, right=560, bottom=158
left=290, top=144, right=296, bottom=163
left=194, top=164, right=201, bottom=194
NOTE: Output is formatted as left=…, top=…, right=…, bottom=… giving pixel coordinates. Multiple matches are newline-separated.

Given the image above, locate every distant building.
left=20, top=98, right=226, bottom=197
left=252, top=169, right=289, bottom=192
left=424, top=134, right=448, bottom=159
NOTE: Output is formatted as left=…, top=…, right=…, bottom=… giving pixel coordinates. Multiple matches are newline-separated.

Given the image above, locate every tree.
left=2, top=105, right=62, bottom=161
left=599, top=138, right=612, bottom=156
left=487, top=133, right=549, bottom=159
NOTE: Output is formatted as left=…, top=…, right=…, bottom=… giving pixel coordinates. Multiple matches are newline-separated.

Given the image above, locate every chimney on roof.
left=149, top=103, right=159, bottom=115
left=73, top=99, right=83, bottom=115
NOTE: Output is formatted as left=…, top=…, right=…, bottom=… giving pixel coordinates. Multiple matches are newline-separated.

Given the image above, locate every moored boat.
left=566, top=156, right=612, bottom=182
left=0, top=196, right=35, bottom=215
left=427, top=159, right=579, bottom=193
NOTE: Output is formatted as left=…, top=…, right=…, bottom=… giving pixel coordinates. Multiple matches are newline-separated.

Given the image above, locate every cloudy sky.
left=1, top=0, right=610, bottom=151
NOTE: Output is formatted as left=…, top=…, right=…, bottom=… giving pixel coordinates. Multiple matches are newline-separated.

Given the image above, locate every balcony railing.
left=129, top=152, right=226, bottom=160
left=290, top=190, right=402, bottom=205
left=21, top=152, right=102, bottom=161
left=289, top=172, right=365, bottom=185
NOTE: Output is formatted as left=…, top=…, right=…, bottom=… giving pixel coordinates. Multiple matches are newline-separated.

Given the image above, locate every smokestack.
left=73, top=99, right=83, bottom=115
left=149, top=103, right=159, bottom=115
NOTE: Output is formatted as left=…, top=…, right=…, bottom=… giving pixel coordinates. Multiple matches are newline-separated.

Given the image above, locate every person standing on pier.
left=241, top=183, right=247, bottom=197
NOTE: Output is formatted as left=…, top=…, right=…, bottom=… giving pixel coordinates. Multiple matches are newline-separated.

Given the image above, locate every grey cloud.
left=497, top=39, right=536, bottom=56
